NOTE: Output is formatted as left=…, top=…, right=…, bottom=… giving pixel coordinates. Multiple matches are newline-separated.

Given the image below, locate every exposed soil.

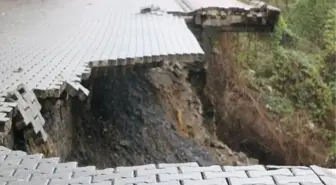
left=61, top=63, right=257, bottom=168
left=68, top=66, right=218, bottom=168
left=204, top=32, right=334, bottom=167
left=146, top=62, right=258, bottom=165
left=6, top=63, right=258, bottom=168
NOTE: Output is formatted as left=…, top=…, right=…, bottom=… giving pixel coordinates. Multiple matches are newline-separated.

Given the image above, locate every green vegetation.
left=237, top=0, right=336, bottom=164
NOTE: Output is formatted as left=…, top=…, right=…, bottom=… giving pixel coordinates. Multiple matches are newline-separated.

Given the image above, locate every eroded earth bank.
left=9, top=62, right=259, bottom=168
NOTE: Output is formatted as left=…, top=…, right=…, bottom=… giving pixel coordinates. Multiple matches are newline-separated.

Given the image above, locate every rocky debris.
left=11, top=98, right=74, bottom=161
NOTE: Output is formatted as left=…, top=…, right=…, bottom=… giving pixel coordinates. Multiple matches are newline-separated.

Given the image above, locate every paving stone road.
left=0, top=0, right=203, bottom=96
left=0, top=146, right=335, bottom=185
left=0, top=0, right=203, bottom=129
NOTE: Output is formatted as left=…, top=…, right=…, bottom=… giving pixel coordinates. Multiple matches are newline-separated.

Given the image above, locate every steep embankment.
left=69, top=66, right=219, bottom=167
left=67, top=62, right=257, bottom=168
left=11, top=62, right=256, bottom=168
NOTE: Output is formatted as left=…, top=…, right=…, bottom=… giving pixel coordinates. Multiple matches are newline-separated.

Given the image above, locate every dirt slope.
left=68, top=67, right=218, bottom=168
left=10, top=63, right=256, bottom=168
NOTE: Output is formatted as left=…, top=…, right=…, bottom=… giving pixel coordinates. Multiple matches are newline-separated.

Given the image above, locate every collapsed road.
left=0, top=0, right=335, bottom=184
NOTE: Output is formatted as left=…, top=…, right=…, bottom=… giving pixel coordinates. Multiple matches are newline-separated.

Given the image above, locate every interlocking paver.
left=266, top=165, right=310, bottom=170
left=31, top=172, right=72, bottom=181
left=180, top=165, right=222, bottom=173
left=204, top=171, right=248, bottom=179
left=6, top=179, right=49, bottom=185
left=0, top=146, right=334, bottom=185
left=114, top=175, right=157, bottom=185
left=137, top=167, right=178, bottom=176
left=136, top=181, right=180, bottom=185
left=247, top=169, right=293, bottom=177
left=159, top=172, right=203, bottom=182
left=273, top=175, right=322, bottom=184
left=291, top=168, right=316, bottom=176
left=223, top=165, right=266, bottom=172
left=0, top=0, right=204, bottom=98
left=183, top=178, right=228, bottom=185
left=72, top=166, right=97, bottom=177
left=54, top=162, right=78, bottom=172
left=157, top=162, right=199, bottom=168
left=320, top=176, right=336, bottom=185
left=49, top=176, right=92, bottom=185
left=228, top=176, right=275, bottom=185
left=0, top=0, right=207, bottom=145
left=116, top=164, right=156, bottom=172
left=92, top=171, right=134, bottom=183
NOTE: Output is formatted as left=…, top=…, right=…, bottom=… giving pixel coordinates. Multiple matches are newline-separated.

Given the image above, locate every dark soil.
left=69, top=69, right=218, bottom=168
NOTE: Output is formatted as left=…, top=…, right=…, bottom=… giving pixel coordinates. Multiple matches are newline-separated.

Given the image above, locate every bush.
left=323, top=9, right=336, bottom=54
left=271, top=48, right=333, bottom=122
left=226, top=0, right=335, bottom=166
left=288, top=0, right=335, bottom=46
